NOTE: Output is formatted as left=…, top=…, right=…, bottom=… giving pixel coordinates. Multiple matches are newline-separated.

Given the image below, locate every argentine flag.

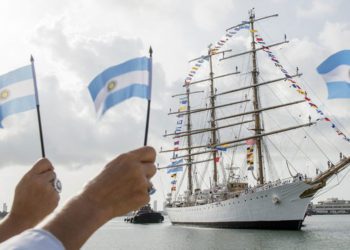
left=317, top=50, right=350, bottom=99
left=88, top=57, right=151, bottom=116
left=0, top=65, right=36, bottom=128
left=166, top=166, right=183, bottom=174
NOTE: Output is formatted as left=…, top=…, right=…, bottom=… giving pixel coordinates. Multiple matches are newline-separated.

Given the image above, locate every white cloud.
left=319, top=22, right=350, bottom=53
left=297, top=0, right=336, bottom=19
left=193, top=0, right=236, bottom=30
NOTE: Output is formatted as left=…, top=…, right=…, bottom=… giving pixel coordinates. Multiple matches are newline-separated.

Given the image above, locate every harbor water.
left=83, top=215, right=350, bottom=250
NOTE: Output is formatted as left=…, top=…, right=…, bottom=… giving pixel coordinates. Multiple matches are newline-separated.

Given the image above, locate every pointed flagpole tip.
left=149, top=46, right=153, bottom=57
left=30, top=55, right=34, bottom=62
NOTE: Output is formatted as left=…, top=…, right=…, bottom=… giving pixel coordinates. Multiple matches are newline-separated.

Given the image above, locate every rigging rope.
left=260, top=74, right=332, bottom=164
left=314, top=167, right=350, bottom=198
left=258, top=22, right=350, bottom=139
left=254, top=31, right=350, bottom=143
left=157, top=171, right=167, bottom=200
left=184, top=24, right=250, bottom=85
left=255, top=26, right=347, bottom=156
left=262, top=139, right=280, bottom=181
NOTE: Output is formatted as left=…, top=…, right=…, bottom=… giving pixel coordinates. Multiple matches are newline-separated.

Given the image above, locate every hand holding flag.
left=88, top=48, right=155, bottom=194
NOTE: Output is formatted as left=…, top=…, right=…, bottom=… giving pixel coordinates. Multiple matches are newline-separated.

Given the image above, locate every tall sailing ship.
left=159, top=10, right=350, bottom=230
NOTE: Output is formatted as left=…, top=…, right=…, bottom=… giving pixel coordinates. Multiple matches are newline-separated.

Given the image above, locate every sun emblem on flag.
left=107, top=81, right=117, bottom=92
left=0, top=89, right=9, bottom=100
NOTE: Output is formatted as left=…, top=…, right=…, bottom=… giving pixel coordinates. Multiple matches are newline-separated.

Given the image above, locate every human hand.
left=0, top=158, right=60, bottom=243
left=81, top=146, right=157, bottom=219
left=9, top=158, right=60, bottom=226
left=0, top=147, right=157, bottom=250
left=40, top=147, right=156, bottom=249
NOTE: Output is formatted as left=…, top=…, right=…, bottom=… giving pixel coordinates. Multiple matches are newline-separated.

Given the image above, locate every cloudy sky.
left=0, top=0, right=350, bottom=211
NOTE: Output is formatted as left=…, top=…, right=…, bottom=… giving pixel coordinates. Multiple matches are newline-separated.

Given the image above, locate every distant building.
left=162, top=201, right=168, bottom=215
left=3, top=203, right=7, bottom=213
left=308, top=198, right=350, bottom=215
left=153, top=200, right=157, bottom=212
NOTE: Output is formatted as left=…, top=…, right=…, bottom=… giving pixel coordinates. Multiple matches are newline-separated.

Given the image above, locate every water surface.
left=83, top=215, right=350, bottom=250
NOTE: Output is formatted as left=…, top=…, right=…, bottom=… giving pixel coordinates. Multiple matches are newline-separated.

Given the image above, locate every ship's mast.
left=161, top=10, right=298, bottom=188
left=185, top=85, right=193, bottom=194
left=249, top=9, right=265, bottom=185
left=208, top=50, right=219, bottom=186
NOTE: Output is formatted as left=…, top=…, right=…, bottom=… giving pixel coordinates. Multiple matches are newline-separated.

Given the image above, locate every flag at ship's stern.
left=317, top=50, right=350, bottom=99
left=0, top=65, right=36, bottom=127
left=88, top=57, right=151, bottom=116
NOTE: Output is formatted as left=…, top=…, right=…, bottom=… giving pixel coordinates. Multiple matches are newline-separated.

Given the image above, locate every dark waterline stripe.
left=172, top=220, right=303, bottom=230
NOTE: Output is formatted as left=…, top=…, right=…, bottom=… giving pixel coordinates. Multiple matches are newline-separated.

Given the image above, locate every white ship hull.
left=166, top=181, right=313, bottom=230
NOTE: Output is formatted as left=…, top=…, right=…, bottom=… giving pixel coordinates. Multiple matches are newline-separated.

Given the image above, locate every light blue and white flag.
left=316, top=50, right=350, bottom=99
left=167, top=166, right=183, bottom=174
left=88, top=57, right=151, bottom=116
left=0, top=65, right=36, bottom=128
left=170, top=159, right=184, bottom=166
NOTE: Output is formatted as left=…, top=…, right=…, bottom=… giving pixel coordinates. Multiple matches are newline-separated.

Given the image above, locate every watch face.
left=54, top=178, right=62, bottom=193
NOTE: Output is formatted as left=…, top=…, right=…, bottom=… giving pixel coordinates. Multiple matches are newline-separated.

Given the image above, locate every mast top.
left=249, top=8, right=255, bottom=19
left=226, top=11, right=278, bottom=31
left=149, top=46, right=153, bottom=57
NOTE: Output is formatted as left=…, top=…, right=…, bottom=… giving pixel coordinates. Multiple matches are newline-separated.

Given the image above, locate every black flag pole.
left=144, top=47, right=156, bottom=195
left=30, top=55, right=46, bottom=158
left=144, top=46, right=153, bottom=146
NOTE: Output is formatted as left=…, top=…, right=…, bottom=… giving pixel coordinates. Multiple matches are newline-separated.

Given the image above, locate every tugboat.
left=124, top=204, right=164, bottom=224
left=0, top=211, right=7, bottom=219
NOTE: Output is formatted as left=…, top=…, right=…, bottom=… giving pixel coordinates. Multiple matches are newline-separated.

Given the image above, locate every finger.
left=30, top=158, right=54, bottom=174
left=129, top=146, right=156, bottom=163
left=142, top=163, right=157, bottom=179
left=40, top=170, right=57, bottom=183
